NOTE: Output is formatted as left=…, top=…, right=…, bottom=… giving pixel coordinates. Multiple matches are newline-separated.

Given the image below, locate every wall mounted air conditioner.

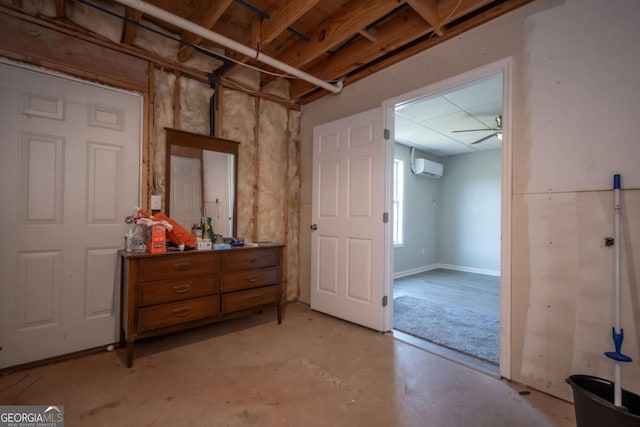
left=413, top=158, right=443, bottom=179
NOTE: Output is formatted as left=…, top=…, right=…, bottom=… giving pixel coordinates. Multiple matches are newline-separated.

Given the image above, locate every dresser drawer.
left=137, top=296, right=219, bottom=332
left=221, top=248, right=279, bottom=271
left=221, top=267, right=280, bottom=292
left=137, top=253, right=219, bottom=281
left=221, top=285, right=280, bottom=313
left=138, top=276, right=219, bottom=306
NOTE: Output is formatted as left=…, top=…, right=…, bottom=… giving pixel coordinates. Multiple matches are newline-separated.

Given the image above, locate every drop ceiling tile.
left=442, top=74, right=502, bottom=110
left=395, top=96, right=459, bottom=121
left=421, top=110, right=487, bottom=135
left=465, top=101, right=502, bottom=127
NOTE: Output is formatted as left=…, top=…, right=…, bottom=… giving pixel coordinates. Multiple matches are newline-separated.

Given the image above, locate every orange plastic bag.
left=136, top=208, right=196, bottom=248
left=152, top=213, right=197, bottom=248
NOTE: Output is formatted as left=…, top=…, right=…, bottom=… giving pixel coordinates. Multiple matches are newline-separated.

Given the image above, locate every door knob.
left=310, top=224, right=318, bottom=230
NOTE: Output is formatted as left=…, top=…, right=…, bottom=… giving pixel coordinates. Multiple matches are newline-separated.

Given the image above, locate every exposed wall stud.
left=252, top=97, right=261, bottom=241
left=173, top=70, right=181, bottom=128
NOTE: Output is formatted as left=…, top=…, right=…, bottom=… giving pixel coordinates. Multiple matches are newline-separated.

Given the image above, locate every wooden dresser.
left=120, top=245, right=283, bottom=367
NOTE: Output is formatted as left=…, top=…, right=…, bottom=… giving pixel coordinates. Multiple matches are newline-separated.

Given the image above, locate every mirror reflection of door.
left=170, top=152, right=203, bottom=230
left=203, top=151, right=234, bottom=237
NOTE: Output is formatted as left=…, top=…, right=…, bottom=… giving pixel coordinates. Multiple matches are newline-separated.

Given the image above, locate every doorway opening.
left=383, top=60, right=512, bottom=377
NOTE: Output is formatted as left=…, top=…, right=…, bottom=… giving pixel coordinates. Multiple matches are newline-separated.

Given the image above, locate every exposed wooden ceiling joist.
left=406, top=0, right=444, bottom=36
left=122, top=7, right=142, bottom=44
left=290, top=10, right=432, bottom=99
left=261, top=0, right=320, bottom=45
left=178, top=0, right=234, bottom=62
left=275, top=0, right=406, bottom=70
left=4, top=0, right=536, bottom=104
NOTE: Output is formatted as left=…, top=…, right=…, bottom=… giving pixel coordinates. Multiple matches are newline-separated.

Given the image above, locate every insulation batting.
left=221, top=89, right=256, bottom=240
left=132, top=20, right=180, bottom=59
left=179, top=77, right=214, bottom=134
left=227, top=68, right=261, bottom=91
left=183, top=50, right=224, bottom=74
left=67, top=0, right=124, bottom=44
left=263, top=78, right=291, bottom=99
left=257, top=99, right=288, bottom=242
left=21, top=0, right=56, bottom=17
left=153, top=69, right=175, bottom=198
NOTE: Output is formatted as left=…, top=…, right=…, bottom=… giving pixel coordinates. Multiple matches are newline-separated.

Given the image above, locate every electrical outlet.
left=150, top=195, right=162, bottom=210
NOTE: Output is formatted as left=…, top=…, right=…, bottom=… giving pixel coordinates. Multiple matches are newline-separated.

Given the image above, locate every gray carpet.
left=393, top=295, right=500, bottom=364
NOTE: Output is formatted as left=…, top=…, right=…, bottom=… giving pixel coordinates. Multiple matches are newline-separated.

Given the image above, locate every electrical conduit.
left=112, top=0, right=344, bottom=94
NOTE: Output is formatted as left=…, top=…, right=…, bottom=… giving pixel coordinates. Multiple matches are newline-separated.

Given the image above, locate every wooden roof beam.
left=290, top=11, right=431, bottom=99
left=178, top=0, right=234, bottom=63
left=438, top=0, right=494, bottom=25
left=222, top=0, right=318, bottom=84
left=406, top=0, right=444, bottom=36
left=122, top=7, right=142, bottom=45
left=299, top=0, right=534, bottom=103
left=261, top=0, right=320, bottom=44
left=358, top=28, right=378, bottom=42
left=276, top=0, right=407, bottom=70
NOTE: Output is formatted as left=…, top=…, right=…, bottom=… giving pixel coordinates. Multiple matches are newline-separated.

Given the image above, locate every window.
left=393, top=158, right=404, bottom=246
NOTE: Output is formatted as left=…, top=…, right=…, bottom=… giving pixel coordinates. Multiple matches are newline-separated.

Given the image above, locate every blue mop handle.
left=614, top=174, right=620, bottom=190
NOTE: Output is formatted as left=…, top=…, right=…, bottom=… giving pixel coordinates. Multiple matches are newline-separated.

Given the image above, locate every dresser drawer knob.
left=246, top=275, right=259, bottom=283
left=246, top=295, right=261, bottom=302
left=173, top=307, right=191, bottom=317
left=173, top=284, right=191, bottom=293
left=174, top=262, right=192, bottom=271
left=245, top=256, right=258, bottom=263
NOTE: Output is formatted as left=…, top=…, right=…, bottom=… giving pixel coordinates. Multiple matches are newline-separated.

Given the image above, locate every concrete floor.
left=0, top=303, right=575, bottom=426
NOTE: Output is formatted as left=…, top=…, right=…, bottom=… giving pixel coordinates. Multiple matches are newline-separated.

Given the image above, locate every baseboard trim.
left=393, top=264, right=439, bottom=279
left=394, top=263, right=500, bottom=279
left=437, top=264, right=500, bottom=277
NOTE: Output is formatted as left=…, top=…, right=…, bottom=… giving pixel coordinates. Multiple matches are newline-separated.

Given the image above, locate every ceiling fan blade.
left=452, top=128, right=500, bottom=133
left=470, top=132, right=498, bottom=145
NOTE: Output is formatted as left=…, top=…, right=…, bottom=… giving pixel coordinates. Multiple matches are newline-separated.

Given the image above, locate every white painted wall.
left=393, top=145, right=440, bottom=275
left=438, top=149, right=501, bottom=273
left=299, top=0, right=640, bottom=400
left=393, top=147, right=501, bottom=276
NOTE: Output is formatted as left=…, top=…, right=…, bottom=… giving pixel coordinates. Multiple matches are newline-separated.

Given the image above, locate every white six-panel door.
left=0, top=62, right=141, bottom=368
left=311, top=108, right=387, bottom=331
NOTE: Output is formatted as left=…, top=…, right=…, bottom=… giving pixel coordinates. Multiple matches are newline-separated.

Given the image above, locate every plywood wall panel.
left=0, top=14, right=148, bottom=92
left=513, top=190, right=640, bottom=400
left=513, top=1, right=640, bottom=194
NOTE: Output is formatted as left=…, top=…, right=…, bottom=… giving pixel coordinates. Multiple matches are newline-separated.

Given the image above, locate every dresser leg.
left=126, top=340, right=134, bottom=368
left=277, top=301, right=282, bottom=325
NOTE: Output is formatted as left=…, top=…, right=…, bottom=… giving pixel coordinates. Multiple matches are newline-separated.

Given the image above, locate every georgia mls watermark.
left=0, top=406, right=64, bottom=427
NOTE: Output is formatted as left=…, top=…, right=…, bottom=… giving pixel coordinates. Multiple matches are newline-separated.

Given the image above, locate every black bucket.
left=566, top=375, right=640, bottom=427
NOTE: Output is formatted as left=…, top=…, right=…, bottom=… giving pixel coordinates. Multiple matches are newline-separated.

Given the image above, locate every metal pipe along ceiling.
left=113, top=0, right=344, bottom=94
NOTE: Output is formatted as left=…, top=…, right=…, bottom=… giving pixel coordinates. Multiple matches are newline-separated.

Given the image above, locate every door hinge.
left=383, top=212, right=389, bottom=223
left=382, top=295, right=388, bottom=307
left=384, top=128, right=390, bottom=140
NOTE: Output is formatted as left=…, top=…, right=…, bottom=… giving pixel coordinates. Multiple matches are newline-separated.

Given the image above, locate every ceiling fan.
left=452, top=115, right=502, bottom=144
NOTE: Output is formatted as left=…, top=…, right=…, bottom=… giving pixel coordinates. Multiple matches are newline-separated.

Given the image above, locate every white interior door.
left=171, top=155, right=203, bottom=229
left=311, top=108, right=388, bottom=331
left=0, top=62, right=141, bottom=368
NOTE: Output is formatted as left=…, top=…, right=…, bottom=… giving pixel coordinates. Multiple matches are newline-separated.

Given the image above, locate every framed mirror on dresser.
left=165, top=127, right=239, bottom=237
